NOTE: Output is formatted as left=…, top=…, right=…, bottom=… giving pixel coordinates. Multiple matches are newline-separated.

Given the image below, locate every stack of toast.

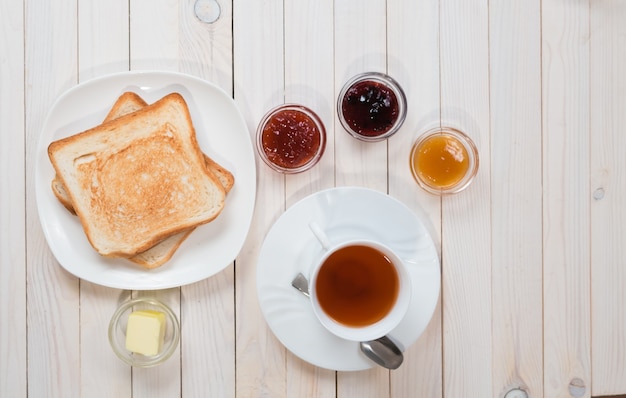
left=47, top=92, right=234, bottom=269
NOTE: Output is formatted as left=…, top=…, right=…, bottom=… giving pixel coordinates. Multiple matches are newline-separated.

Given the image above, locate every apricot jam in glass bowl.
left=337, top=72, right=407, bottom=142
left=256, top=104, right=326, bottom=174
left=409, top=126, right=479, bottom=195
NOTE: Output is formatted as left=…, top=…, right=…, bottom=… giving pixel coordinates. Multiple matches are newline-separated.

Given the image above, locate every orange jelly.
left=411, top=133, right=470, bottom=189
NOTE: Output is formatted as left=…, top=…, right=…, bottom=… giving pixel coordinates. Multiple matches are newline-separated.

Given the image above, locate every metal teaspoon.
left=290, top=272, right=404, bottom=370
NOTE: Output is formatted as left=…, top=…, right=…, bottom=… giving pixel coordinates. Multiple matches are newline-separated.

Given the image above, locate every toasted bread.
left=51, top=92, right=150, bottom=214
left=51, top=92, right=234, bottom=268
left=51, top=177, right=76, bottom=214
left=48, top=93, right=226, bottom=257
left=203, top=156, right=234, bottom=192
left=104, top=91, right=149, bottom=121
left=129, top=228, right=195, bottom=269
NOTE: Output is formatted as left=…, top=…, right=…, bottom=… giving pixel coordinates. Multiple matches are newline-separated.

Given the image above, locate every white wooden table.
left=2, top=0, right=626, bottom=397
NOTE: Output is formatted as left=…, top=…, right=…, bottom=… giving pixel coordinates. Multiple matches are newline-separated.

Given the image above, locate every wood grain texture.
left=4, top=0, right=626, bottom=396
left=182, top=269, right=236, bottom=398
left=284, top=0, right=336, bottom=395
left=387, top=0, right=443, bottom=396
left=284, top=0, right=335, bottom=202
left=334, top=0, right=388, bottom=192
left=590, top=0, right=626, bottom=395
left=542, top=0, right=591, bottom=396
left=128, top=2, right=183, bottom=397
left=76, top=1, right=132, bottom=395
left=489, top=1, right=544, bottom=397
left=81, top=285, right=131, bottom=397
left=233, top=0, right=288, bottom=396
left=179, top=0, right=233, bottom=89
left=0, top=0, right=26, bottom=397
left=25, top=0, right=81, bottom=396
left=78, top=0, right=130, bottom=77
left=178, top=1, right=236, bottom=397
left=440, top=0, right=492, bottom=396
left=334, top=0, right=391, bottom=397
left=130, top=0, right=180, bottom=71
left=134, top=289, right=182, bottom=398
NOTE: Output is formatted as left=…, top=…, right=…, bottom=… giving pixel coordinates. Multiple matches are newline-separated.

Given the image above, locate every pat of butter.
left=125, top=310, right=166, bottom=356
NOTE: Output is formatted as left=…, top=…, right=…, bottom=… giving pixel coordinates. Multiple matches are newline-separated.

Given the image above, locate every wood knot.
left=195, top=0, right=221, bottom=24
left=504, top=388, right=528, bottom=398
left=568, top=377, right=585, bottom=397
left=593, top=187, right=605, bottom=200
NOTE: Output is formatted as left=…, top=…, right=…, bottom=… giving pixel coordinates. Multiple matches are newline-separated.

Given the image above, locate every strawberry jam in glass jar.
left=257, top=104, right=326, bottom=173
left=338, top=72, right=407, bottom=142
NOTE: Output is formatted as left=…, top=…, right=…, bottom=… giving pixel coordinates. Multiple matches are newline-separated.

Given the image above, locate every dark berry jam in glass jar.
left=256, top=104, right=326, bottom=173
left=338, top=72, right=407, bottom=142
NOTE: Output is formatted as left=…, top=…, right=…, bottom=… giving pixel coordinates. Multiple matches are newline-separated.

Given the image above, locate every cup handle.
left=308, top=221, right=331, bottom=251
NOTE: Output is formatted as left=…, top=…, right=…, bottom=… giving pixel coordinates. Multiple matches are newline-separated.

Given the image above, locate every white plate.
left=256, top=187, right=440, bottom=371
left=36, top=71, right=256, bottom=290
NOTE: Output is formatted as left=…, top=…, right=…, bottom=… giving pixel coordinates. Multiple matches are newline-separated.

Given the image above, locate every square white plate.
left=36, top=71, right=256, bottom=290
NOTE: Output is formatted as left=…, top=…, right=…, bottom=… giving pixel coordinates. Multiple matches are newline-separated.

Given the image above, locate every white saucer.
left=256, top=187, right=440, bottom=371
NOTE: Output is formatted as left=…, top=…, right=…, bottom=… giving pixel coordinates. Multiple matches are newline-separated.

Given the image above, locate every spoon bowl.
left=359, top=335, right=404, bottom=370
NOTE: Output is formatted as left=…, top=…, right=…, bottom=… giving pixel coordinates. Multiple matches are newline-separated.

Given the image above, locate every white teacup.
left=308, top=223, right=411, bottom=342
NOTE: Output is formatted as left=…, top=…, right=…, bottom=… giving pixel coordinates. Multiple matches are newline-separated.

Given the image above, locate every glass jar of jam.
left=256, top=104, right=326, bottom=173
left=409, top=126, right=479, bottom=195
left=337, top=72, right=407, bottom=142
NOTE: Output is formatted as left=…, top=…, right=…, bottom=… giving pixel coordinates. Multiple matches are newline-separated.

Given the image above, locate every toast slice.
left=51, top=92, right=151, bottom=214
left=53, top=155, right=234, bottom=215
left=51, top=92, right=234, bottom=268
left=106, top=93, right=234, bottom=192
left=48, top=93, right=226, bottom=257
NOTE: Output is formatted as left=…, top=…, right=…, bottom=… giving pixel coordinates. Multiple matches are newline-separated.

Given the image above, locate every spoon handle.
left=308, top=221, right=331, bottom=250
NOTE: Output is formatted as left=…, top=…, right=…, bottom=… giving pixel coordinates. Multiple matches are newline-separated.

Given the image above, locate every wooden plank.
left=489, top=1, right=544, bottom=397
left=24, top=0, right=80, bottom=396
left=178, top=0, right=234, bottom=91
left=233, top=0, right=287, bottom=396
left=334, top=0, right=389, bottom=396
left=387, top=0, right=443, bottom=396
left=177, top=1, right=236, bottom=396
left=133, top=289, right=181, bottom=398
left=181, top=270, right=236, bottom=397
left=284, top=0, right=335, bottom=201
left=76, top=1, right=132, bottom=395
left=590, top=0, right=626, bottom=395
left=439, top=0, right=492, bottom=396
left=283, top=0, right=336, bottom=396
left=542, top=0, right=591, bottom=396
left=0, top=0, right=26, bottom=396
left=334, top=0, right=388, bottom=193
left=80, top=285, right=131, bottom=396
left=130, top=0, right=179, bottom=72
left=128, top=1, right=182, bottom=397
left=78, top=0, right=130, bottom=77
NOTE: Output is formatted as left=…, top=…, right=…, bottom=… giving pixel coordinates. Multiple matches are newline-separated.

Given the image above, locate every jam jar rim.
left=256, top=103, right=327, bottom=174
left=409, top=126, right=479, bottom=195
left=337, top=71, right=408, bottom=142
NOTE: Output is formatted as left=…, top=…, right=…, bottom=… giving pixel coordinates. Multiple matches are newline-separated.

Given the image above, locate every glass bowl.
left=337, top=72, right=407, bottom=142
left=108, top=297, right=180, bottom=367
left=409, top=126, right=479, bottom=195
left=256, top=104, right=326, bottom=174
